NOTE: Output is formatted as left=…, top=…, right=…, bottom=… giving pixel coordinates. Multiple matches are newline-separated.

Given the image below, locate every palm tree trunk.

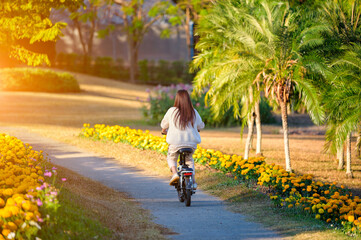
left=255, top=99, right=262, bottom=156
left=280, top=101, right=292, bottom=172
left=346, top=133, right=353, bottom=178
left=250, top=134, right=254, bottom=150
left=337, top=144, right=345, bottom=170
left=356, top=124, right=361, bottom=158
left=356, top=135, right=361, bottom=158
left=244, top=112, right=255, bottom=160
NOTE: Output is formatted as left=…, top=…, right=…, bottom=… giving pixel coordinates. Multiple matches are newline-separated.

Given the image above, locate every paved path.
left=2, top=127, right=282, bottom=240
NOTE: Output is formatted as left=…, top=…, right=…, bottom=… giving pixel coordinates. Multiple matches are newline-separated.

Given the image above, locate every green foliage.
left=0, top=0, right=83, bottom=66
left=0, top=68, right=80, bottom=93
left=137, top=59, right=193, bottom=84
left=138, top=59, right=150, bottom=82
left=193, top=0, right=324, bottom=126
left=55, top=53, right=129, bottom=80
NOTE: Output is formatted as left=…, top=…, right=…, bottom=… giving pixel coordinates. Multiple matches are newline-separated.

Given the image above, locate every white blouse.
left=160, top=107, right=205, bottom=147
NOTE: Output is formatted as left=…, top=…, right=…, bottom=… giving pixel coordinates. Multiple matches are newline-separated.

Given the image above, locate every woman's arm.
left=160, top=108, right=172, bottom=129
left=195, top=109, right=205, bottom=130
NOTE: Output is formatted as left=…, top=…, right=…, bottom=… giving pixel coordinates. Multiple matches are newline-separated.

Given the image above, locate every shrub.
left=93, top=57, right=114, bottom=78
left=142, top=84, right=274, bottom=127
left=138, top=59, right=193, bottom=85
left=0, top=68, right=80, bottom=93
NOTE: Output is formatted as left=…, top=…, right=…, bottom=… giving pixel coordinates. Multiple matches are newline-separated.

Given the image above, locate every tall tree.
left=192, top=0, right=264, bottom=159
left=108, top=0, right=171, bottom=83
left=194, top=0, right=324, bottom=170
left=0, top=0, right=82, bottom=66
left=70, top=0, right=107, bottom=69
left=249, top=0, right=324, bottom=171
left=317, top=0, right=361, bottom=176
left=173, top=0, right=213, bottom=59
left=324, top=44, right=361, bottom=178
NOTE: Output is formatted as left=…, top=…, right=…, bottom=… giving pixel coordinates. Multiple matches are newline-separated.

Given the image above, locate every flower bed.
left=81, top=124, right=361, bottom=236
left=0, top=134, right=61, bottom=239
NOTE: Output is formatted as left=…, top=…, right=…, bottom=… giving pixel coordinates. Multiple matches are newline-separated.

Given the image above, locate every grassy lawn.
left=0, top=69, right=359, bottom=238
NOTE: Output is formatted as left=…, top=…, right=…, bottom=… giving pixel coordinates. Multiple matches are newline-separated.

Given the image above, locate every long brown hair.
left=173, top=90, right=195, bottom=130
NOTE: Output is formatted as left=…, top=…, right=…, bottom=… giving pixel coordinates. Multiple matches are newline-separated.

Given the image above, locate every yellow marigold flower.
left=2, top=228, right=10, bottom=237
left=318, top=209, right=324, bottom=214
left=3, top=189, right=13, bottom=196
left=22, top=201, right=32, bottom=211
left=6, top=222, right=17, bottom=231
left=315, top=214, right=321, bottom=219
left=348, top=215, right=355, bottom=223
left=0, top=209, right=12, bottom=218
left=288, top=204, right=293, bottom=208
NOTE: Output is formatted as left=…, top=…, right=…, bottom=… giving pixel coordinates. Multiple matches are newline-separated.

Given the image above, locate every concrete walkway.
left=2, top=127, right=282, bottom=240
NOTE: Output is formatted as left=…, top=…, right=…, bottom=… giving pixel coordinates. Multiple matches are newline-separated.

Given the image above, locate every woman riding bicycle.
left=161, top=89, right=205, bottom=190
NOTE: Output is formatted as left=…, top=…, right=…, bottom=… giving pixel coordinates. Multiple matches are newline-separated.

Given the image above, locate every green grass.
left=0, top=68, right=80, bottom=93
left=38, top=187, right=111, bottom=240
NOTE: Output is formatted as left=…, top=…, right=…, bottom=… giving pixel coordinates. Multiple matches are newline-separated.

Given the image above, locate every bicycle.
left=162, top=130, right=195, bottom=207
left=174, top=148, right=195, bottom=207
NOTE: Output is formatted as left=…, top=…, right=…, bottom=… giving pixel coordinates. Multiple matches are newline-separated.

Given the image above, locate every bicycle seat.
left=178, top=148, right=193, bottom=154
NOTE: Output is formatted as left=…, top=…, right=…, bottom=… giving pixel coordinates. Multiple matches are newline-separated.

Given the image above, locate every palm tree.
left=192, top=0, right=264, bottom=159
left=317, top=0, right=361, bottom=176
left=193, top=0, right=324, bottom=169
left=324, top=44, right=361, bottom=178
left=236, top=0, right=325, bottom=171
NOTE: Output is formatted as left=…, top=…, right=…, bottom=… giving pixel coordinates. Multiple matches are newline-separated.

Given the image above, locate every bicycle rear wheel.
left=185, top=189, right=191, bottom=206
left=185, top=177, right=192, bottom=207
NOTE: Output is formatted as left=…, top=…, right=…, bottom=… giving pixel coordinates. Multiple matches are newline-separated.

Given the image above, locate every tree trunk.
left=255, top=99, right=262, bottom=156
left=249, top=134, right=254, bottom=150
left=337, top=144, right=345, bottom=170
left=280, top=101, right=292, bottom=172
left=244, top=112, right=255, bottom=160
left=356, top=124, right=361, bottom=158
left=346, top=133, right=353, bottom=178
left=184, top=6, right=192, bottom=60
left=128, top=39, right=138, bottom=83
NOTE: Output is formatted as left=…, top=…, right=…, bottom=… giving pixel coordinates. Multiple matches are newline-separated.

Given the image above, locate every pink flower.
left=36, top=199, right=43, bottom=206
left=196, top=102, right=200, bottom=107
left=61, top=178, right=67, bottom=182
left=44, top=172, right=52, bottom=177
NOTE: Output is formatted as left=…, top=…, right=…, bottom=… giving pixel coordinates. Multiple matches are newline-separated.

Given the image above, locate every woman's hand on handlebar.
left=161, top=128, right=168, bottom=135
